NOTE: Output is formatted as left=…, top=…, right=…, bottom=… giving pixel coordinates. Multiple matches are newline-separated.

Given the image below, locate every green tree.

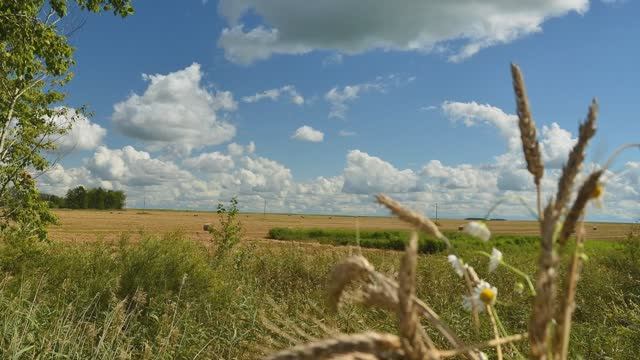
left=105, top=189, right=125, bottom=209
left=0, top=0, right=134, bottom=242
left=87, top=187, right=106, bottom=209
left=64, top=185, right=87, bottom=209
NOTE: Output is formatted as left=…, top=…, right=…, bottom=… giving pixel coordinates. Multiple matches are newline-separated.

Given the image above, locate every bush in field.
left=118, top=232, right=216, bottom=304
left=209, top=197, right=244, bottom=267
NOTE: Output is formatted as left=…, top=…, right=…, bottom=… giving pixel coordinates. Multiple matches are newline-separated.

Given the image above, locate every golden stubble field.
left=49, top=209, right=633, bottom=242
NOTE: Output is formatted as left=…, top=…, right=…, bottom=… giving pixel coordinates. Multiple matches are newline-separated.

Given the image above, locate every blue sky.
left=40, top=0, right=640, bottom=221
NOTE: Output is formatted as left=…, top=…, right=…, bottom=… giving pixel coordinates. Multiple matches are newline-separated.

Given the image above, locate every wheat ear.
left=511, top=63, right=544, bottom=218
left=559, top=170, right=603, bottom=244
left=554, top=100, right=598, bottom=216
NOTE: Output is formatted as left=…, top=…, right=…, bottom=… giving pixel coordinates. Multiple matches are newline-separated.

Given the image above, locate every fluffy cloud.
left=442, top=101, right=519, bottom=144
left=540, top=123, right=576, bottom=168
left=237, top=156, right=293, bottom=195
left=37, top=164, right=95, bottom=195
left=442, top=101, right=577, bottom=169
left=87, top=146, right=192, bottom=186
left=421, top=160, right=497, bottom=190
left=242, top=85, right=304, bottom=105
left=112, top=63, right=237, bottom=155
left=46, top=107, right=106, bottom=153
left=184, top=152, right=235, bottom=173
left=343, top=150, right=419, bottom=194
left=227, top=141, right=256, bottom=157
left=291, top=125, right=324, bottom=142
left=217, top=0, right=588, bottom=64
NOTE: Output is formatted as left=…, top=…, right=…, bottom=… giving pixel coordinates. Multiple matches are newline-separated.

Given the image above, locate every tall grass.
left=0, top=229, right=638, bottom=358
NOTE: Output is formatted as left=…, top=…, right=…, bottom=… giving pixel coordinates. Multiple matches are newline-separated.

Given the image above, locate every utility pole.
left=435, top=203, right=438, bottom=222
left=263, top=198, right=267, bottom=218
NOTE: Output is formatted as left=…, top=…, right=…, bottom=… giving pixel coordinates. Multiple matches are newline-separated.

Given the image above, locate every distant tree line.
left=40, top=186, right=126, bottom=210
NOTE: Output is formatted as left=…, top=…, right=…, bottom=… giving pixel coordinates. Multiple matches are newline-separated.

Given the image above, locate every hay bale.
left=458, top=225, right=464, bottom=231
left=203, top=223, right=212, bottom=231
left=592, top=226, right=598, bottom=231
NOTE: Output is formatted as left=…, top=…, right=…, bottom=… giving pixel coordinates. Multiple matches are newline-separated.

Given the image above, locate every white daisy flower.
left=447, top=254, right=467, bottom=278
left=463, top=221, right=491, bottom=242
left=478, top=352, right=488, bottom=360
left=489, top=247, right=503, bottom=273
left=463, top=280, right=498, bottom=312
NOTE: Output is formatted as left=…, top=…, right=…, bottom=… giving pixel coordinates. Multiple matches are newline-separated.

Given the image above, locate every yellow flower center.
left=590, top=183, right=604, bottom=199
left=479, top=288, right=496, bottom=304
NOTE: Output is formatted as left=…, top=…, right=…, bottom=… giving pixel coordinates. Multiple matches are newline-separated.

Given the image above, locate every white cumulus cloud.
left=112, top=63, right=237, bottom=155
left=184, top=152, right=235, bottom=173
left=291, top=125, right=324, bottom=142
left=46, top=107, right=106, bottom=153
left=87, top=146, right=192, bottom=187
left=342, top=150, right=418, bottom=194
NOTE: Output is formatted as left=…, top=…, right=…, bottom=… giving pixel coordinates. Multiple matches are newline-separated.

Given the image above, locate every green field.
left=0, top=226, right=638, bottom=359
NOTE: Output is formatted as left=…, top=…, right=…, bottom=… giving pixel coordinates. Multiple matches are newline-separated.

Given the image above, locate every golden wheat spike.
left=511, top=64, right=544, bottom=185
left=554, top=99, right=598, bottom=216
left=559, top=170, right=604, bottom=244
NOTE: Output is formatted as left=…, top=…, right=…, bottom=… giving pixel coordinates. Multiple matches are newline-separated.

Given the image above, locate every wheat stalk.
left=553, top=221, right=586, bottom=360
left=397, top=232, right=437, bottom=359
left=554, top=100, right=598, bottom=217
left=529, top=203, right=558, bottom=359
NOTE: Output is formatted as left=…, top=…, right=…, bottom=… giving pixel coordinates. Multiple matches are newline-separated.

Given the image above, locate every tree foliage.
left=61, top=186, right=125, bottom=209
left=0, top=0, right=133, bottom=242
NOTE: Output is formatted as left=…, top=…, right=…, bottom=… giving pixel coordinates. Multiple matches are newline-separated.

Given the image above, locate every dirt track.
left=48, top=209, right=633, bottom=242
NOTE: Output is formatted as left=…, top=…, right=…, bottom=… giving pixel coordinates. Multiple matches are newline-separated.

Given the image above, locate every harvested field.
left=49, top=209, right=632, bottom=242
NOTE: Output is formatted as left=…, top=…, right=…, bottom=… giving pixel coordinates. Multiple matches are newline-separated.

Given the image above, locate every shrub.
left=209, top=197, right=244, bottom=267
left=118, top=231, right=216, bottom=303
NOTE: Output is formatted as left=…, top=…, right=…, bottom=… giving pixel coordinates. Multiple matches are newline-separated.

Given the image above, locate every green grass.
left=267, top=227, right=540, bottom=253
left=0, top=229, right=638, bottom=358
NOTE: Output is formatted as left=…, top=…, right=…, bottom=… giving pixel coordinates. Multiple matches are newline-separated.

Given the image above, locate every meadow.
left=0, top=209, right=638, bottom=359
